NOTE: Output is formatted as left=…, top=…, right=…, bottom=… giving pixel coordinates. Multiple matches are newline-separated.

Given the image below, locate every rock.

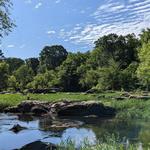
left=10, top=124, right=27, bottom=133
left=115, top=97, right=127, bottom=100
left=19, top=141, right=57, bottom=150
left=129, top=95, right=150, bottom=100
left=31, top=106, right=48, bottom=115
left=4, top=106, right=19, bottom=113
left=4, top=100, right=116, bottom=117
left=18, top=101, right=50, bottom=114
left=56, top=101, right=116, bottom=117
left=120, top=92, right=131, bottom=97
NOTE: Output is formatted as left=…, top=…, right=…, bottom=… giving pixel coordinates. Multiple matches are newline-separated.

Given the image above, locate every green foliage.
left=140, top=28, right=150, bottom=44
left=39, top=45, right=68, bottom=70
left=58, top=52, right=88, bottom=91
left=0, top=0, right=15, bottom=38
left=28, top=70, right=58, bottom=89
left=14, top=65, right=34, bottom=90
left=0, top=29, right=150, bottom=91
left=0, top=50, right=4, bottom=60
left=5, top=57, right=25, bottom=74
left=137, top=42, right=150, bottom=89
left=94, top=33, right=139, bottom=69
left=0, top=62, right=9, bottom=90
left=8, top=75, right=18, bottom=91
left=25, top=58, right=39, bottom=75
left=58, top=134, right=141, bottom=150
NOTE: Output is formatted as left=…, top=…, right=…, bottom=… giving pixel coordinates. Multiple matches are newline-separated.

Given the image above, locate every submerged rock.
left=10, top=124, right=27, bottom=133
left=19, top=141, right=57, bottom=150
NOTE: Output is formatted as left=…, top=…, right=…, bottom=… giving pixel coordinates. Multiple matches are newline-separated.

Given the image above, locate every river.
left=0, top=113, right=149, bottom=149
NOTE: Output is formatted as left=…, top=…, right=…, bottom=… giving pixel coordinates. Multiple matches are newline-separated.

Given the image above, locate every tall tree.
left=5, top=57, right=24, bottom=74
left=58, top=52, right=88, bottom=91
left=140, top=28, right=150, bottom=44
left=93, top=33, right=139, bottom=69
left=0, top=50, right=4, bottom=60
left=0, top=62, right=9, bottom=90
left=39, top=45, right=68, bottom=70
left=137, top=42, right=150, bottom=90
left=14, top=65, right=34, bottom=90
left=25, top=58, right=39, bottom=75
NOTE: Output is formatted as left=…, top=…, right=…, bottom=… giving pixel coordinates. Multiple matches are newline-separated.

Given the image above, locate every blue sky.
left=1, top=0, right=150, bottom=59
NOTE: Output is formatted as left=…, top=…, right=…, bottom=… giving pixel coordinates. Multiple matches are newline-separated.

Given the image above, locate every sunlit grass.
left=0, top=92, right=150, bottom=119
left=58, top=134, right=148, bottom=150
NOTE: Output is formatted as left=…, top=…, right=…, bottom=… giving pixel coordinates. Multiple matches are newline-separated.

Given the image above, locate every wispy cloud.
left=24, top=0, right=32, bottom=4
left=59, top=0, right=150, bottom=46
left=19, top=44, right=26, bottom=49
left=55, top=0, right=61, bottom=4
left=7, top=45, right=15, bottom=48
left=47, top=30, right=56, bottom=36
left=35, top=2, right=42, bottom=9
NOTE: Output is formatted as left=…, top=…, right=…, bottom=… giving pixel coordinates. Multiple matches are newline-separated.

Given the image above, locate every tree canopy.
left=1, top=29, right=150, bottom=92
left=39, top=45, right=68, bottom=70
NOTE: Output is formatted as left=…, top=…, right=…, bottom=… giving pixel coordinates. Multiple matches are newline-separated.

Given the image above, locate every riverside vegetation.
left=0, top=1, right=150, bottom=149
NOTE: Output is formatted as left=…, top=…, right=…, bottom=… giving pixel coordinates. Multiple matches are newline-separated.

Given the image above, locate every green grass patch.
left=0, top=92, right=150, bottom=120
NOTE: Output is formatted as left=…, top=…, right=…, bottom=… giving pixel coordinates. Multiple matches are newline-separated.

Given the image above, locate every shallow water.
left=0, top=113, right=149, bottom=150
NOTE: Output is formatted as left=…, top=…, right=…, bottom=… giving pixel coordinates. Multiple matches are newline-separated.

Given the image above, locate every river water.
left=0, top=113, right=149, bottom=150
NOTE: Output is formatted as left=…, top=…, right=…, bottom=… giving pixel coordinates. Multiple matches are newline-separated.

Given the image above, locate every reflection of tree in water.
left=38, top=116, right=53, bottom=131
left=83, top=118, right=142, bottom=142
left=138, top=122, right=150, bottom=147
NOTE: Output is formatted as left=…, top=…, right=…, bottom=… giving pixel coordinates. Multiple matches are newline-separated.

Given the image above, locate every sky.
left=0, top=0, right=150, bottom=59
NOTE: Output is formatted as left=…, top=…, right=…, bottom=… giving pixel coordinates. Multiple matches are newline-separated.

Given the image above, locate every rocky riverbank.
left=4, top=100, right=116, bottom=117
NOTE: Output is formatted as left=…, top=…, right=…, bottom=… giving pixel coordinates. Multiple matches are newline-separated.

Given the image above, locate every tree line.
left=0, top=28, right=150, bottom=92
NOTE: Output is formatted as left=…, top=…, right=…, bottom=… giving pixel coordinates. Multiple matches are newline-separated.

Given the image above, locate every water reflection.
left=0, top=113, right=149, bottom=150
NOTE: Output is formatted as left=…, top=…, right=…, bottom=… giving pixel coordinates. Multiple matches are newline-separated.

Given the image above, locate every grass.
left=58, top=134, right=149, bottom=150
left=0, top=91, right=150, bottom=119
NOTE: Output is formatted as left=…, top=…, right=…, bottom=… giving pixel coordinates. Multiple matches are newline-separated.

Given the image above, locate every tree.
left=5, top=57, right=24, bottom=74
left=25, top=58, right=39, bottom=75
left=0, top=0, right=15, bottom=38
left=0, top=50, right=4, bottom=60
left=58, top=52, right=88, bottom=91
left=0, top=62, right=9, bottom=90
left=79, top=68, right=100, bottom=90
left=137, top=42, right=150, bottom=90
left=28, top=70, right=58, bottom=89
left=14, top=65, right=34, bottom=90
left=93, top=34, right=139, bottom=69
left=140, top=28, right=150, bottom=44
left=8, top=75, right=18, bottom=91
left=95, top=59, right=122, bottom=90
left=39, top=45, right=68, bottom=70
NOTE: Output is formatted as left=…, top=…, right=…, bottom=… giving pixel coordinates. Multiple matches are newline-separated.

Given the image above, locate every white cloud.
left=35, top=2, right=42, bottom=9
left=19, top=44, right=26, bottom=49
left=47, top=30, right=56, bottom=36
left=55, top=0, right=61, bottom=4
left=24, top=0, right=32, bottom=4
left=7, top=45, right=15, bottom=48
left=59, top=0, right=150, bottom=46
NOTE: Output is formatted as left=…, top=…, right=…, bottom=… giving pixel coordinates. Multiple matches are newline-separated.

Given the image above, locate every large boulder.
left=4, top=100, right=116, bottom=117
left=55, top=101, right=116, bottom=117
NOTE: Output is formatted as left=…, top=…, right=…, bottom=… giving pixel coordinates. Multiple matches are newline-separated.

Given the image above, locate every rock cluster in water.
left=4, top=100, right=116, bottom=117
